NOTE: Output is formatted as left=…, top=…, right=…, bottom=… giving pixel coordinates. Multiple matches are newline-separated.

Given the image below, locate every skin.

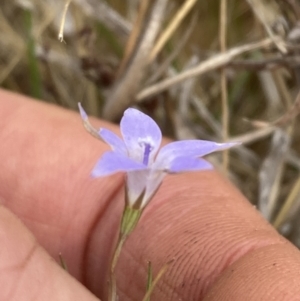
left=0, top=89, right=300, bottom=301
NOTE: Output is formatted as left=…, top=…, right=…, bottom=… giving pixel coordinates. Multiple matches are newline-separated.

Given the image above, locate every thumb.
left=0, top=205, right=99, bottom=301
left=115, top=172, right=300, bottom=301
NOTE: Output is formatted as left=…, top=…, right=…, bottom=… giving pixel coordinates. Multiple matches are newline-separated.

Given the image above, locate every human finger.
left=0, top=205, right=100, bottom=301
left=113, top=160, right=300, bottom=300
left=0, top=89, right=124, bottom=285
left=2, top=89, right=300, bottom=301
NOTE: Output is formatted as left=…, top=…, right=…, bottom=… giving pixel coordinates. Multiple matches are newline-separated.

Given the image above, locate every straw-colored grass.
left=1, top=0, right=300, bottom=247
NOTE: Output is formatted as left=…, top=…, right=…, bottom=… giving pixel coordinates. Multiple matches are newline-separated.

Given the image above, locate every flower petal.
left=91, top=151, right=147, bottom=177
left=167, top=157, right=213, bottom=173
left=99, top=128, right=127, bottom=155
left=155, top=140, right=239, bottom=168
left=126, top=170, right=150, bottom=206
left=78, top=103, right=102, bottom=140
left=120, top=108, right=162, bottom=164
left=78, top=102, right=88, bottom=120
left=142, top=170, right=166, bottom=208
left=126, top=170, right=166, bottom=208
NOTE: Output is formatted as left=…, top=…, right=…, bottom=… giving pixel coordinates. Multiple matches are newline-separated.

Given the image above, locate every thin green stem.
left=108, top=206, right=142, bottom=301
left=24, top=9, right=42, bottom=99
left=111, top=234, right=127, bottom=273
left=108, top=234, right=127, bottom=301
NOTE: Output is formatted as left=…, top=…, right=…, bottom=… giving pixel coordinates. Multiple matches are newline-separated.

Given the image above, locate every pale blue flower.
left=79, top=104, right=238, bottom=209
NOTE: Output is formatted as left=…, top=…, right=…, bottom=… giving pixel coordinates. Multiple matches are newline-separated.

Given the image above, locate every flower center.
left=143, top=143, right=152, bottom=166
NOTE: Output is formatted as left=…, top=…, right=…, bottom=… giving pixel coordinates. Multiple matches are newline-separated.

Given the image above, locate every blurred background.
left=1, top=0, right=300, bottom=246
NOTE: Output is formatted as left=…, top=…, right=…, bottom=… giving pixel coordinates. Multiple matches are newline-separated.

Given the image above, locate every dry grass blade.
left=0, top=55, right=23, bottom=85
left=126, top=0, right=139, bottom=21
left=35, top=45, right=80, bottom=73
left=58, top=0, right=72, bottom=42
left=228, top=57, right=300, bottom=70
left=117, top=0, right=150, bottom=76
left=73, top=0, right=131, bottom=40
left=273, top=176, right=300, bottom=229
left=0, top=8, right=24, bottom=83
left=103, top=0, right=169, bottom=121
left=258, top=128, right=291, bottom=220
left=141, top=260, right=173, bottom=301
left=229, top=126, right=275, bottom=144
left=259, top=69, right=281, bottom=112
left=219, top=0, right=229, bottom=171
left=137, top=37, right=277, bottom=102
left=191, top=95, right=222, bottom=135
left=176, top=56, right=199, bottom=140
left=149, top=0, right=198, bottom=62
left=174, top=112, right=197, bottom=140
left=58, top=253, right=68, bottom=271
left=241, top=74, right=297, bottom=129
left=3, top=0, right=300, bottom=248
left=273, top=70, right=293, bottom=108
left=258, top=70, right=295, bottom=221
left=246, top=0, right=287, bottom=53
left=287, top=151, right=300, bottom=170
left=147, top=11, right=197, bottom=85
left=272, top=90, right=300, bottom=126
left=146, top=261, right=153, bottom=301
left=179, top=56, right=198, bottom=115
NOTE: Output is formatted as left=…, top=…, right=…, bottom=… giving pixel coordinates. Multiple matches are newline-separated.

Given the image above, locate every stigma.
left=143, top=143, right=152, bottom=165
